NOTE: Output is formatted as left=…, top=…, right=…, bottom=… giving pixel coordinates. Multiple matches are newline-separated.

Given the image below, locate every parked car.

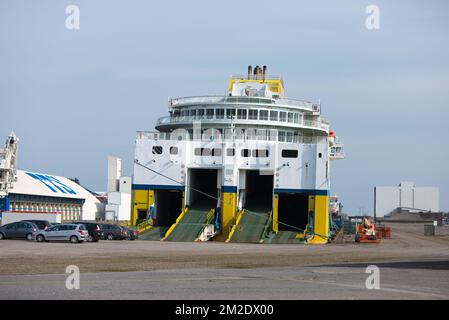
left=74, top=221, right=103, bottom=242
left=0, top=221, right=38, bottom=240
left=123, top=227, right=138, bottom=240
left=34, top=223, right=88, bottom=243
left=100, top=224, right=128, bottom=240
left=23, top=219, right=51, bottom=230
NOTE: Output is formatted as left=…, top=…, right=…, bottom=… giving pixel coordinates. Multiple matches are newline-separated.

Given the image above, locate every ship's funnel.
left=247, top=65, right=252, bottom=80
left=262, top=65, right=267, bottom=81
left=254, top=65, right=259, bottom=80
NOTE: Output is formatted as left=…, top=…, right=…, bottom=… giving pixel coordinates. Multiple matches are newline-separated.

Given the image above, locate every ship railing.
left=169, top=95, right=315, bottom=110
left=136, top=131, right=325, bottom=144
left=230, top=74, right=283, bottom=81
left=156, top=115, right=329, bottom=131
left=276, top=98, right=316, bottom=109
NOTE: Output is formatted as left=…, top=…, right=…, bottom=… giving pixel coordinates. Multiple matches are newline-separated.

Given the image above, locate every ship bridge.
left=158, top=95, right=329, bottom=135
left=159, top=66, right=328, bottom=136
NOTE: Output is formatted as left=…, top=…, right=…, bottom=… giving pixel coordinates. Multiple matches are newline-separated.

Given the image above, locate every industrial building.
left=374, top=181, right=439, bottom=218
left=105, top=156, right=132, bottom=221
left=0, top=133, right=103, bottom=224
left=0, top=170, right=103, bottom=223
left=132, top=67, right=344, bottom=244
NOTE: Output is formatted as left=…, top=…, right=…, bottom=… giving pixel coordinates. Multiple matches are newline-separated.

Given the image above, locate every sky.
left=1, top=0, right=448, bottom=215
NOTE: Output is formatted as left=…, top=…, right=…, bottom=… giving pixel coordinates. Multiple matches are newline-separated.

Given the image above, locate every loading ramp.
left=138, top=226, right=168, bottom=241
left=264, top=231, right=305, bottom=244
left=227, top=170, right=273, bottom=243
left=162, top=168, right=218, bottom=242
left=227, top=209, right=270, bottom=243
left=163, top=202, right=215, bottom=242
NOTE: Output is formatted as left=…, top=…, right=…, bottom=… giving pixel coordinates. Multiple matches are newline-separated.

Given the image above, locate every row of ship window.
left=155, top=129, right=305, bottom=143
left=173, top=108, right=301, bottom=123
left=152, top=146, right=299, bottom=158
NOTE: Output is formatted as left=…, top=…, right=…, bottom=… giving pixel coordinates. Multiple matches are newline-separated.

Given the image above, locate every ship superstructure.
left=132, top=66, right=343, bottom=244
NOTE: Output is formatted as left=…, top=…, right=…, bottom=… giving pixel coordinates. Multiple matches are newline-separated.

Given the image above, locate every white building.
left=374, top=181, right=439, bottom=218
left=105, top=156, right=131, bottom=221
left=0, top=170, right=103, bottom=223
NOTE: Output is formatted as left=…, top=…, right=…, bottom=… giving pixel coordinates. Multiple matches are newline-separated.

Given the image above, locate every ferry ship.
left=131, top=66, right=344, bottom=244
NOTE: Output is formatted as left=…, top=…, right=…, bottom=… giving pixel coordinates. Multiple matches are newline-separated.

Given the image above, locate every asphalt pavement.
left=1, top=262, right=448, bottom=299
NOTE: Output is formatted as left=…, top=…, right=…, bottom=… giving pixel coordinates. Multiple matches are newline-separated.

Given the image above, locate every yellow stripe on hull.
left=307, top=195, right=329, bottom=244
left=131, top=189, right=154, bottom=226
left=272, top=194, right=279, bottom=233
left=221, top=192, right=237, bottom=239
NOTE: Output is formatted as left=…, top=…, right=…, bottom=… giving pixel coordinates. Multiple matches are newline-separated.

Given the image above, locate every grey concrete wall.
left=375, top=183, right=439, bottom=217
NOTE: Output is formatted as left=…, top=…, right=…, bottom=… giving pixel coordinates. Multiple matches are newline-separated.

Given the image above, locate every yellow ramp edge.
left=161, top=207, right=189, bottom=241
left=137, top=220, right=153, bottom=233
left=259, top=211, right=273, bottom=243
left=225, top=209, right=244, bottom=242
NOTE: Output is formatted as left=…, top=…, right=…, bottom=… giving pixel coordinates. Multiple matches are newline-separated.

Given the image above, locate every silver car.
left=34, top=223, right=88, bottom=243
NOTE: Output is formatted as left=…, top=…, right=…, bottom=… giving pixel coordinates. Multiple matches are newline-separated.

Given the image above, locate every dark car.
left=100, top=224, right=127, bottom=240
left=23, top=219, right=51, bottom=230
left=122, top=227, right=138, bottom=240
left=0, top=221, right=38, bottom=240
left=74, top=221, right=103, bottom=242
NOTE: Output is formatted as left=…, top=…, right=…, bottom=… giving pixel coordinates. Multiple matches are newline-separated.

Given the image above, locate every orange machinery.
left=355, top=217, right=381, bottom=243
